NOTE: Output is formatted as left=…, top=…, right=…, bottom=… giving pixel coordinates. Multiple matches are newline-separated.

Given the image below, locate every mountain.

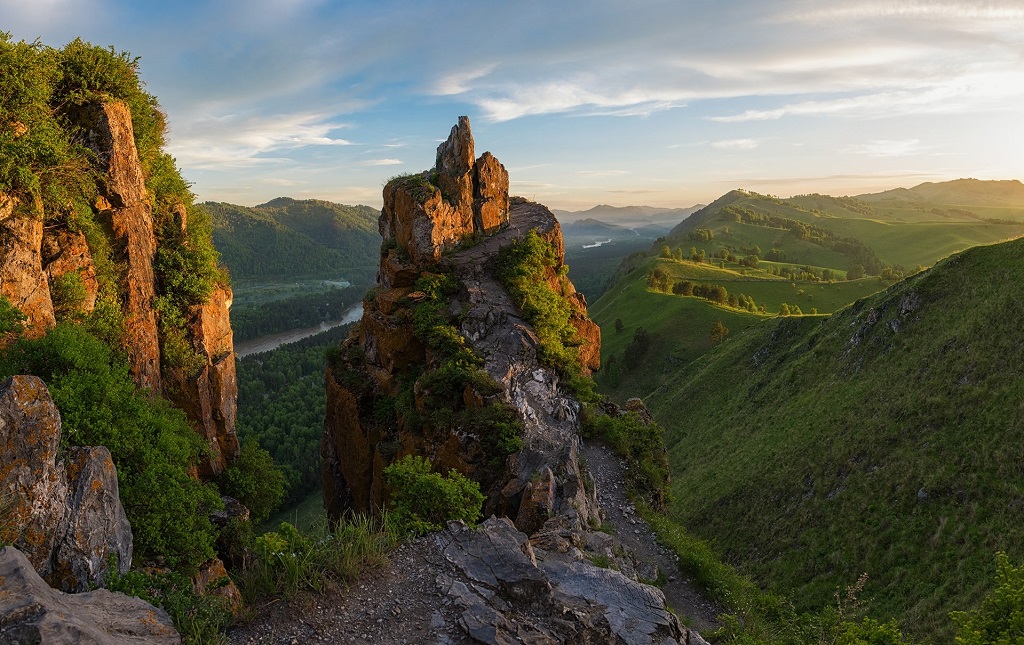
left=554, top=203, right=704, bottom=228
left=643, top=236, right=1024, bottom=640
left=858, top=178, right=1024, bottom=213
left=205, top=198, right=380, bottom=283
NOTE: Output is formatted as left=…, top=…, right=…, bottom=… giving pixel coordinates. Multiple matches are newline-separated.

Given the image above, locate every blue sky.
left=4, top=0, right=1023, bottom=210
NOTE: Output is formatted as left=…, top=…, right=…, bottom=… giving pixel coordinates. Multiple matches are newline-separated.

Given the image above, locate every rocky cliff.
left=0, top=376, right=132, bottom=592
left=322, top=118, right=697, bottom=643
left=0, top=100, right=238, bottom=477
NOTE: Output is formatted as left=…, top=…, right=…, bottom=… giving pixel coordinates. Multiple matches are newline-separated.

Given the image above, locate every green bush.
left=0, top=324, right=220, bottom=571
left=496, top=229, right=597, bottom=400
left=384, top=455, right=484, bottom=535
left=952, top=552, right=1024, bottom=645
left=105, top=565, right=233, bottom=645
left=218, top=441, right=286, bottom=525
left=236, top=518, right=394, bottom=602
left=0, top=295, right=25, bottom=336
left=582, top=408, right=669, bottom=505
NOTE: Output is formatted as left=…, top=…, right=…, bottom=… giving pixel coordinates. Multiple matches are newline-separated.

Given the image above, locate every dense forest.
left=206, top=199, right=379, bottom=283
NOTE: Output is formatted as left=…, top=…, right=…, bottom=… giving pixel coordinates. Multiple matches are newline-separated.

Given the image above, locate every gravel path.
left=581, top=441, right=723, bottom=632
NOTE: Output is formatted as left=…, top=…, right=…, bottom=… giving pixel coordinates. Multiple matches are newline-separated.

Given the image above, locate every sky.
left=4, top=0, right=1024, bottom=211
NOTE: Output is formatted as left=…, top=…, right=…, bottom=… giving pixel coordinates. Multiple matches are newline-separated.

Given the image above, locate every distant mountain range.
left=858, top=178, right=1024, bottom=208
left=553, top=204, right=705, bottom=228
left=205, top=197, right=380, bottom=283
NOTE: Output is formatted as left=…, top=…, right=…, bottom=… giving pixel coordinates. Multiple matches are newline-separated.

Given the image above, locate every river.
left=234, top=303, right=363, bottom=358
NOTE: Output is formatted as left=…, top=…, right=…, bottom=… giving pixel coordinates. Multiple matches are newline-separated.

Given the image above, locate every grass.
left=640, top=236, right=1024, bottom=641
left=261, top=490, right=326, bottom=534
left=588, top=256, right=883, bottom=402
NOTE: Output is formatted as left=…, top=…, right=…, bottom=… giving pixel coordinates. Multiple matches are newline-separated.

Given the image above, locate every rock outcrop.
left=0, top=99, right=240, bottom=478
left=163, top=284, right=239, bottom=478
left=0, top=376, right=132, bottom=592
left=0, top=192, right=55, bottom=338
left=78, top=101, right=162, bottom=393
left=322, top=118, right=695, bottom=643
left=0, top=546, right=180, bottom=644
left=437, top=518, right=693, bottom=644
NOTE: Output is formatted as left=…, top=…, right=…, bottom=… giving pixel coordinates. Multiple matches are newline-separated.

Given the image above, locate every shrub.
left=582, top=408, right=669, bottom=505
left=104, top=561, right=233, bottom=645
left=951, top=552, right=1024, bottom=645
left=0, top=295, right=25, bottom=336
left=496, top=230, right=589, bottom=393
left=218, top=441, right=287, bottom=525
left=384, top=455, right=484, bottom=535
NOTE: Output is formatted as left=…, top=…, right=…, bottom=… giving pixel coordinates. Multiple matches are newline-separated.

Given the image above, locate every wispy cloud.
left=841, top=139, right=923, bottom=157
left=712, top=139, right=759, bottom=150
left=361, top=158, right=403, bottom=166
left=577, top=170, right=630, bottom=177
left=167, top=111, right=354, bottom=169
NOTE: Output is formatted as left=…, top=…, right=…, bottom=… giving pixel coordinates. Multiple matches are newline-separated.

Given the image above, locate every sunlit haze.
left=5, top=0, right=1023, bottom=210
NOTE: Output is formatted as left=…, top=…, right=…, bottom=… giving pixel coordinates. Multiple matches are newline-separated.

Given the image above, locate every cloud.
left=361, top=158, right=403, bottom=166
left=166, top=110, right=354, bottom=169
left=841, top=139, right=924, bottom=157
left=712, top=139, right=759, bottom=150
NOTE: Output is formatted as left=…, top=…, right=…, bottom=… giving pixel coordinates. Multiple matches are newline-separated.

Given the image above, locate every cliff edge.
left=321, top=118, right=700, bottom=643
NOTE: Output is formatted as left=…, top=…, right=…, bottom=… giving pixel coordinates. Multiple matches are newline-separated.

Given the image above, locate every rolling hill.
left=640, top=235, right=1024, bottom=640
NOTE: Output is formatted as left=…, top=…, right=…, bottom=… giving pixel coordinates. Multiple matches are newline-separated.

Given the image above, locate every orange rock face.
left=163, top=285, right=239, bottom=479
left=81, top=101, right=161, bottom=393
left=0, top=193, right=55, bottom=338
left=473, top=151, right=510, bottom=235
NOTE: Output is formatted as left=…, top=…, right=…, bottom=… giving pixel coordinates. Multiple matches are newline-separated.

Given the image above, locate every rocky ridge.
left=0, top=100, right=238, bottom=477
left=321, top=118, right=701, bottom=643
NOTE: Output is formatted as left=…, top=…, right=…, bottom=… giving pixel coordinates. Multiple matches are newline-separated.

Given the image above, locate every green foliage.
left=49, top=271, right=87, bottom=321
left=581, top=408, right=669, bottom=505
left=0, top=295, right=26, bottom=336
left=952, top=553, right=1024, bottom=645
left=236, top=518, right=394, bottom=602
left=219, top=441, right=286, bottom=525
left=643, top=511, right=916, bottom=645
left=496, top=229, right=589, bottom=391
left=384, top=455, right=484, bottom=535
left=205, top=199, right=379, bottom=283
left=236, top=324, right=352, bottom=503
left=643, top=237, right=1024, bottom=640
left=105, top=566, right=233, bottom=645
left=0, top=324, right=220, bottom=571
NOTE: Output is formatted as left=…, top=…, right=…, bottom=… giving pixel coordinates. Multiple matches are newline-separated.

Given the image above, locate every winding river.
left=234, top=303, right=363, bottom=358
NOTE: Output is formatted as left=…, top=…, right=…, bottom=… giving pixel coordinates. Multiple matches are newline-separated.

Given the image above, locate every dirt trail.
left=581, top=442, right=723, bottom=632
left=229, top=442, right=721, bottom=643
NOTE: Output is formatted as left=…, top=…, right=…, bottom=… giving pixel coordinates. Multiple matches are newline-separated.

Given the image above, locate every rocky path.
left=228, top=441, right=720, bottom=644
left=581, top=442, right=723, bottom=632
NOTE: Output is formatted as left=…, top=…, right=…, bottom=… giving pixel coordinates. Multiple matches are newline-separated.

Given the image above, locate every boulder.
left=50, top=446, right=133, bottom=592
left=0, top=546, right=180, bottom=644
left=437, top=518, right=688, bottom=645
left=0, top=376, right=132, bottom=592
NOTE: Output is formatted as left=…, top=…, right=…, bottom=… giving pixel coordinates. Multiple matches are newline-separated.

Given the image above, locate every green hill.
left=205, top=198, right=379, bottom=283
left=642, top=236, right=1024, bottom=640
left=665, top=187, right=1024, bottom=274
